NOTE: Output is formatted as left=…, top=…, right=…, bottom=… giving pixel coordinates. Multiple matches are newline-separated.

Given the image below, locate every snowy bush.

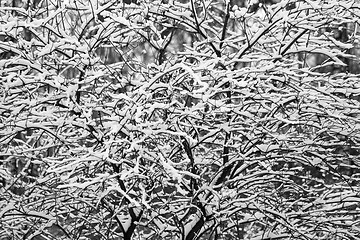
left=1, top=0, right=360, bottom=239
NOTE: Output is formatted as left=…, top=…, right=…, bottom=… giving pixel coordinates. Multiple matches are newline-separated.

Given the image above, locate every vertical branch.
left=111, top=163, right=142, bottom=240
left=215, top=86, right=232, bottom=186
left=185, top=213, right=205, bottom=240
left=125, top=208, right=143, bottom=240
left=181, top=136, right=198, bottom=193
left=219, top=3, right=230, bottom=50
left=190, top=0, right=221, bottom=57
left=210, top=2, right=232, bottom=186
left=75, top=66, right=88, bottom=104
left=158, top=27, right=175, bottom=65
left=184, top=2, right=232, bottom=238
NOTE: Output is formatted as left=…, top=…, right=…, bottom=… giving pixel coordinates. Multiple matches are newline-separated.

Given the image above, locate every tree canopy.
left=1, top=0, right=360, bottom=239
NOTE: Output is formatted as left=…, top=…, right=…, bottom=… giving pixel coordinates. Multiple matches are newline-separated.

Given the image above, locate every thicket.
left=1, top=0, right=360, bottom=239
